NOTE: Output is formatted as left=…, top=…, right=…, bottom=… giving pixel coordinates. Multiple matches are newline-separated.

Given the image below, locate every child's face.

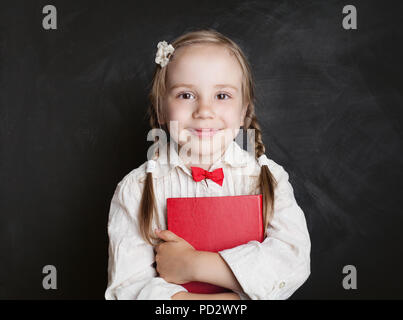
left=162, top=44, right=247, bottom=163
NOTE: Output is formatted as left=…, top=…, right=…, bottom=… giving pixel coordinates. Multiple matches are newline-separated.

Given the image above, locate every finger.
left=157, top=230, right=180, bottom=242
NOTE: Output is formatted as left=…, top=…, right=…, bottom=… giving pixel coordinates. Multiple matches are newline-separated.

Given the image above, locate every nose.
left=193, top=98, right=215, bottom=119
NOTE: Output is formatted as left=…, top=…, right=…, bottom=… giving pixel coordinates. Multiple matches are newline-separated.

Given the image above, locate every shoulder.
left=238, top=148, right=289, bottom=181
left=114, top=161, right=149, bottom=196
left=244, top=151, right=294, bottom=204
left=257, top=156, right=292, bottom=192
left=265, top=157, right=290, bottom=183
left=265, top=157, right=296, bottom=211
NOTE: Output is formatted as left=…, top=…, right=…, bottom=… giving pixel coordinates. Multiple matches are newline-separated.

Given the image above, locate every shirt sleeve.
left=218, top=165, right=311, bottom=300
left=104, top=174, right=188, bottom=300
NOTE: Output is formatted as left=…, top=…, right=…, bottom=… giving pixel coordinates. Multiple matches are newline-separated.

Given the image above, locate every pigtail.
left=139, top=171, right=161, bottom=246
left=138, top=103, right=163, bottom=246
left=246, top=112, right=278, bottom=239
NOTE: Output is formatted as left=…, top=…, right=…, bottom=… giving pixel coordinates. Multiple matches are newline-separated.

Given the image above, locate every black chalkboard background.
left=0, top=0, right=402, bottom=299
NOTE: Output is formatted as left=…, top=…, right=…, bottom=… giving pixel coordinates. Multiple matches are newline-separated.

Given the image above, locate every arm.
left=189, top=164, right=311, bottom=300
left=153, top=229, right=242, bottom=293
left=153, top=230, right=243, bottom=299
left=105, top=175, right=188, bottom=300
left=189, top=251, right=243, bottom=293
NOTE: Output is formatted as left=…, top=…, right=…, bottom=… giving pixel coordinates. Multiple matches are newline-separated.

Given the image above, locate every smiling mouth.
left=188, top=128, right=222, bottom=137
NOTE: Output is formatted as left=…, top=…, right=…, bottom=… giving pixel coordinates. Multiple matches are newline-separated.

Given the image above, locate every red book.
left=166, top=194, right=264, bottom=294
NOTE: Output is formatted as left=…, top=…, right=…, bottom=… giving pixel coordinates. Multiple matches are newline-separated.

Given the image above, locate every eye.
left=177, top=92, right=195, bottom=100
left=216, top=93, right=231, bottom=100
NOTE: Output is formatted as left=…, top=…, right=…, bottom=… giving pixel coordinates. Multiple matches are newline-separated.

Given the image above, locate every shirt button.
left=279, top=281, right=285, bottom=289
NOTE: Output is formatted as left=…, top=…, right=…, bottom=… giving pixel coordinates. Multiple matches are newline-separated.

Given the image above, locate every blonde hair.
left=140, top=28, right=278, bottom=245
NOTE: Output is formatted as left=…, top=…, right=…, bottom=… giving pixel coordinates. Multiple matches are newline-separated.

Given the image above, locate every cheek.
left=167, top=103, right=191, bottom=123
left=219, top=107, right=243, bottom=128
left=165, top=103, right=192, bottom=145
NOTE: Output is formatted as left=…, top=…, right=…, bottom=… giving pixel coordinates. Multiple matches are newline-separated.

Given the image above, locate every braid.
left=248, top=113, right=265, bottom=157
left=248, top=111, right=277, bottom=237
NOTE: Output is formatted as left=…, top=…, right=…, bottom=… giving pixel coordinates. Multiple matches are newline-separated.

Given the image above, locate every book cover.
left=166, top=194, right=264, bottom=294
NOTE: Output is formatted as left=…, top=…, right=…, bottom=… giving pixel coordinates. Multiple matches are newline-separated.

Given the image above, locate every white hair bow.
left=257, top=154, right=270, bottom=167
left=155, top=41, right=175, bottom=67
left=146, top=159, right=157, bottom=173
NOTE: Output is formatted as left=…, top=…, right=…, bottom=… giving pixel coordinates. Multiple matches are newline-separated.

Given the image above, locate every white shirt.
left=105, top=140, right=311, bottom=300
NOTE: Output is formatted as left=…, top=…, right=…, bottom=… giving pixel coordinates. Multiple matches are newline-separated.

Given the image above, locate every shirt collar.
left=151, top=140, right=253, bottom=179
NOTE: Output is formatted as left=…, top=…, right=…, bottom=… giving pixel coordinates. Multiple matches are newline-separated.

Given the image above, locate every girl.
left=105, top=29, right=311, bottom=300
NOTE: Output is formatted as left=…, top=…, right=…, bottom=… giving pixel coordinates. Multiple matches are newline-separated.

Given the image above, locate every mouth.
left=187, top=128, right=223, bottom=137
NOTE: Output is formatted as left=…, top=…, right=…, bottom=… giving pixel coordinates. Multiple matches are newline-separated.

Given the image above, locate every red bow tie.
left=191, top=167, right=224, bottom=186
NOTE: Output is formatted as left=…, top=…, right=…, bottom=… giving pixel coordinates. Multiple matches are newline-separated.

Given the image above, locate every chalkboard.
left=0, top=0, right=402, bottom=299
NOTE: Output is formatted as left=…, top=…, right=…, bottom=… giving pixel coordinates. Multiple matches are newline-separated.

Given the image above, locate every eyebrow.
left=169, top=83, right=239, bottom=91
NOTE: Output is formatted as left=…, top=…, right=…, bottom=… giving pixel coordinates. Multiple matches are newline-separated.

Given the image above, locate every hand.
left=154, top=229, right=197, bottom=285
